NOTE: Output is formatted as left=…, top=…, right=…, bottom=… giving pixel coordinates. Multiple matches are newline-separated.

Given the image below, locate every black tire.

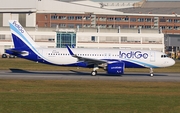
left=91, top=71, right=97, bottom=76
left=2, top=54, right=7, bottom=58
left=9, top=55, right=15, bottom=58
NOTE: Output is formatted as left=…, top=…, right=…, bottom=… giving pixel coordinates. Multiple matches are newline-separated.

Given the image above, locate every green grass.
left=0, top=58, right=180, bottom=113
left=0, top=80, right=180, bottom=113
left=0, top=58, right=180, bottom=73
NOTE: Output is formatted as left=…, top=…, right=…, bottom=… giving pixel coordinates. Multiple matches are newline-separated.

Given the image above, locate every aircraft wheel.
left=150, top=73, right=154, bottom=77
left=91, top=71, right=97, bottom=76
left=150, top=68, right=154, bottom=77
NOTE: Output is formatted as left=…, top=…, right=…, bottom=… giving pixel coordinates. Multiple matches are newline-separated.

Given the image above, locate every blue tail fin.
left=7, top=20, right=45, bottom=60
left=11, top=33, right=28, bottom=49
left=9, top=20, right=40, bottom=50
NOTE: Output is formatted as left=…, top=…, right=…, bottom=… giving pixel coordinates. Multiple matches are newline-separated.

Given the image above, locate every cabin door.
left=150, top=52, right=155, bottom=62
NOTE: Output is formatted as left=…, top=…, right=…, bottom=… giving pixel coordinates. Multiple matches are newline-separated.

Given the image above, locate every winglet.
left=66, top=45, right=74, bottom=56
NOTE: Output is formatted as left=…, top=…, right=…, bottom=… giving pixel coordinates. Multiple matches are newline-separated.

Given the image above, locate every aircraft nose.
left=169, top=59, right=175, bottom=66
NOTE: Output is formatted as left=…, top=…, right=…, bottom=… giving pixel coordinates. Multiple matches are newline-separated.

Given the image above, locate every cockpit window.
left=161, top=54, right=168, bottom=58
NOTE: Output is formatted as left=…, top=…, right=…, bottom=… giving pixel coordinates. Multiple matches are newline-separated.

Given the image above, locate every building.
left=0, top=0, right=179, bottom=57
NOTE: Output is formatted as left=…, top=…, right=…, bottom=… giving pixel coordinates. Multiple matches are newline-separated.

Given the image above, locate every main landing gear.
left=91, top=66, right=99, bottom=76
left=150, top=68, right=154, bottom=77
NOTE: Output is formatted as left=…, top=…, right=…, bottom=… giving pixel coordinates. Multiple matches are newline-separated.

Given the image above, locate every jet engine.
left=107, top=62, right=125, bottom=74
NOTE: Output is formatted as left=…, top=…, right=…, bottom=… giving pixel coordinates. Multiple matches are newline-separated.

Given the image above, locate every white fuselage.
left=36, top=48, right=175, bottom=68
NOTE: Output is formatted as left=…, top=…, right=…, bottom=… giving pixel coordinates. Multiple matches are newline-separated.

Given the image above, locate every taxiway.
left=0, top=69, right=179, bottom=82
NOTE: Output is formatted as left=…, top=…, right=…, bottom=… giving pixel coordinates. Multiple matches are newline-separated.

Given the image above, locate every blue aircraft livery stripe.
left=103, top=59, right=159, bottom=68
left=9, top=23, right=46, bottom=61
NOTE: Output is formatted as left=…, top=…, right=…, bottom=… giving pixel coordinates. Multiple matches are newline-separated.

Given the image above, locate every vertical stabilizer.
left=9, top=20, right=40, bottom=49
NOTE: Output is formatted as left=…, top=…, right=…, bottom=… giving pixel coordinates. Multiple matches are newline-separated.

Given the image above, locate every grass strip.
left=0, top=80, right=180, bottom=113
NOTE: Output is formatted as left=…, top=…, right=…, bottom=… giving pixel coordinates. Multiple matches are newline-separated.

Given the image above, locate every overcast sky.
left=92, top=0, right=180, bottom=2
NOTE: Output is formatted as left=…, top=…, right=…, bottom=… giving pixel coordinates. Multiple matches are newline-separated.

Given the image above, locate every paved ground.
left=0, top=69, right=179, bottom=82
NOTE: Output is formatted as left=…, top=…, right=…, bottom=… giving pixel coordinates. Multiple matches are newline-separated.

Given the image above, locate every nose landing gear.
left=150, top=68, right=154, bottom=77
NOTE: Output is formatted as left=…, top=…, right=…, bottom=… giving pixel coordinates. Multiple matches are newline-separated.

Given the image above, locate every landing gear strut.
left=150, top=68, right=154, bottom=77
left=91, top=66, right=99, bottom=76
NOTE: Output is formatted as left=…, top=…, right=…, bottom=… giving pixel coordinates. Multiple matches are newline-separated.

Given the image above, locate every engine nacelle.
left=107, top=62, right=125, bottom=74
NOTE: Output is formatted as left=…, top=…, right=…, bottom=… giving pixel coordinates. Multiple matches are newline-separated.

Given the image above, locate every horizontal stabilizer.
left=5, top=49, right=26, bottom=56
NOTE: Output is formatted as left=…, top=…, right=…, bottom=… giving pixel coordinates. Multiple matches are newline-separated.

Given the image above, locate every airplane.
left=5, top=20, right=175, bottom=77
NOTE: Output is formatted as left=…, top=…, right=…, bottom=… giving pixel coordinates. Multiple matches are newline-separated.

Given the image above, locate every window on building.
left=83, top=24, right=91, bottom=28
left=67, top=16, right=74, bottom=20
left=174, top=19, right=179, bottom=23
left=115, top=17, right=121, bottom=21
left=67, top=24, right=74, bottom=28
left=121, top=37, right=127, bottom=42
left=167, top=19, right=172, bottom=22
left=130, top=18, right=136, bottom=22
left=174, top=26, right=180, bottom=30
left=107, top=25, right=113, bottom=28
left=59, top=16, right=66, bottom=20
left=130, top=25, right=136, bottom=28
left=121, top=25, right=129, bottom=28
left=107, top=17, right=114, bottom=21
left=0, top=35, right=5, bottom=40
left=167, top=26, right=173, bottom=29
left=91, top=36, right=95, bottom=42
left=56, top=33, right=76, bottom=48
left=75, top=16, right=82, bottom=20
left=99, top=24, right=106, bottom=28
left=144, top=25, right=151, bottom=29
left=137, top=18, right=144, bottom=22
left=61, top=34, right=71, bottom=47
left=59, top=24, right=66, bottom=28
left=84, top=16, right=90, bottom=20
left=76, top=24, right=82, bottom=28
left=161, top=26, right=166, bottom=29
left=124, top=17, right=129, bottom=21
left=51, top=23, right=58, bottom=28
left=99, top=17, right=106, bottom=21
left=160, top=18, right=166, bottom=22
left=48, top=38, right=54, bottom=42
left=145, top=18, right=151, bottom=22
left=51, top=15, right=58, bottom=20
left=140, top=26, right=144, bottom=29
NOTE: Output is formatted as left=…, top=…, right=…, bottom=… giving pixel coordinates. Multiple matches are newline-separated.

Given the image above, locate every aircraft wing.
left=66, top=46, right=108, bottom=65
left=72, top=54, right=107, bottom=65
